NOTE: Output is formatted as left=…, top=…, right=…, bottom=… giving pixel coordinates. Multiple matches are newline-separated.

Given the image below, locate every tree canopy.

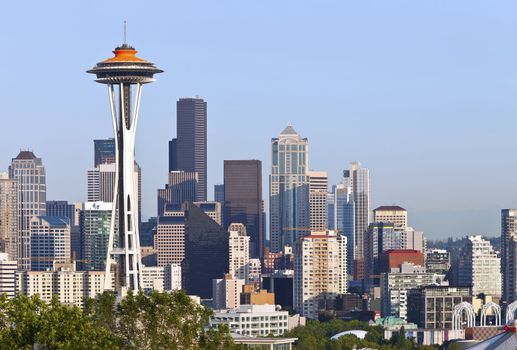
left=0, top=290, right=241, bottom=350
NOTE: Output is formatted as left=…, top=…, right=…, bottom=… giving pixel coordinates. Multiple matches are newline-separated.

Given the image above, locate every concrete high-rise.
left=30, top=216, right=70, bottom=271
left=88, top=41, right=162, bottom=291
left=0, top=173, right=18, bottom=261
left=46, top=201, right=81, bottom=227
left=373, top=206, right=407, bottom=232
left=270, top=125, right=309, bottom=252
left=0, top=253, right=16, bottom=299
left=9, top=151, right=47, bottom=271
left=458, top=235, right=501, bottom=296
left=228, top=223, right=250, bottom=282
left=502, top=209, right=517, bottom=303
left=169, top=97, right=207, bottom=201
left=308, top=171, right=328, bottom=232
left=293, top=231, right=347, bottom=319
left=157, top=171, right=198, bottom=217
left=224, top=160, right=263, bottom=258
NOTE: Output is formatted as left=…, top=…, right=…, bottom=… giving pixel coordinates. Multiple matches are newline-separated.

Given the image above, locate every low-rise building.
left=241, top=285, right=275, bottom=305
left=17, top=262, right=105, bottom=306
left=213, top=274, right=245, bottom=309
left=0, top=253, right=17, bottom=298
left=210, top=304, right=289, bottom=336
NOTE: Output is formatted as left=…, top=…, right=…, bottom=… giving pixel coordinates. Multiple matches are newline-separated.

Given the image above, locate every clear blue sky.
left=1, top=1, right=517, bottom=239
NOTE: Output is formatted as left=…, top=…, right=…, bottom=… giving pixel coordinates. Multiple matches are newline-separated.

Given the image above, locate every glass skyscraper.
left=270, top=125, right=309, bottom=253
left=333, top=181, right=355, bottom=275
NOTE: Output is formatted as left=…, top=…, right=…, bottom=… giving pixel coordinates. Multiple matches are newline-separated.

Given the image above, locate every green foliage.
left=284, top=318, right=439, bottom=350
left=0, top=290, right=239, bottom=350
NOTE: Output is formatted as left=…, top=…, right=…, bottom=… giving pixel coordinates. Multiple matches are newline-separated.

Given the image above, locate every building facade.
left=224, top=160, right=263, bottom=258
left=425, top=249, right=451, bottom=274
left=0, top=173, right=18, bottom=261
left=373, top=206, right=407, bottom=232
left=228, top=223, right=250, bottom=282
left=458, top=235, right=501, bottom=296
left=9, top=151, right=47, bottom=271
left=502, top=209, right=517, bottom=303
left=93, top=138, right=116, bottom=167
left=30, top=216, right=70, bottom=271
left=270, top=125, right=309, bottom=252
left=308, top=171, right=328, bottom=232
left=0, top=253, right=17, bottom=298
left=210, top=304, right=289, bottom=337
left=212, top=274, right=246, bottom=309
left=169, top=97, right=207, bottom=201
left=79, top=202, right=113, bottom=271
left=294, top=231, right=347, bottom=319
left=157, top=171, right=198, bottom=217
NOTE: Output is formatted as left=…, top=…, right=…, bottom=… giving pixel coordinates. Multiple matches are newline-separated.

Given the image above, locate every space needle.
left=88, top=27, right=162, bottom=292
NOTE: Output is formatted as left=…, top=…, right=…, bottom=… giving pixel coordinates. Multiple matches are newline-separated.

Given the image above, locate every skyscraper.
left=87, top=161, right=141, bottom=226
left=458, top=235, right=501, bottom=296
left=93, top=138, right=116, bottom=167
left=0, top=173, right=18, bottom=261
left=373, top=206, right=407, bottom=232
left=501, top=209, right=517, bottom=303
left=293, top=231, right=347, bottom=319
left=157, top=171, right=198, bottom=216
left=270, top=125, right=309, bottom=252
left=224, top=160, right=263, bottom=258
left=333, top=182, right=355, bottom=275
left=88, top=39, right=162, bottom=291
left=9, top=151, right=47, bottom=271
left=169, top=97, right=207, bottom=201
left=228, top=223, right=250, bottom=282
left=346, top=162, right=370, bottom=277
left=308, top=171, right=328, bottom=232
left=79, top=202, right=114, bottom=271
left=182, top=203, right=229, bottom=298
left=30, top=216, right=70, bottom=271
left=46, top=201, right=80, bottom=227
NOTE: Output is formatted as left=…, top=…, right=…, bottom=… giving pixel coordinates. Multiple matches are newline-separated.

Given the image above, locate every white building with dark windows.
left=458, top=235, right=501, bottom=297
left=0, top=253, right=17, bottom=298
left=210, top=304, right=289, bottom=337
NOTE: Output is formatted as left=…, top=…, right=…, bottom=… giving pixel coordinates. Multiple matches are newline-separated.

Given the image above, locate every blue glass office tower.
left=269, top=125, right=309, bottom=252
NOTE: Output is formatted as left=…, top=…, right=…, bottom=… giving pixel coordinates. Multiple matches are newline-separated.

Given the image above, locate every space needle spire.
left=87, top=31, right=163, bottom=292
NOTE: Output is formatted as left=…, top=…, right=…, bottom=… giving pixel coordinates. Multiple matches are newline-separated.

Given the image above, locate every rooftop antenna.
left=124, top=20, right=127, bottom=45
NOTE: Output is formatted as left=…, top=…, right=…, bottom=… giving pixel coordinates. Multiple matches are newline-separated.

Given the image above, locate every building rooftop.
left=37, top=216, right=70, bottom=228
left=374, top=205, right=406, bottom=211
left=158, top=216, right=185, bottom=225
left=14, top=151, right=37, bottom=160
left=279, top=124, right=298, bottom=136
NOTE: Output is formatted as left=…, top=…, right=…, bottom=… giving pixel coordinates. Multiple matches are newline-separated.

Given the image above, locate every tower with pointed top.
left=270, top=125, right=309, bottom=252
left=88, top=40, right=162, bottom=292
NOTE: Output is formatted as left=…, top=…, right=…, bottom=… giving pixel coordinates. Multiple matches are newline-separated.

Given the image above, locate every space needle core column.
left=88, top=42, right=162, bottom=292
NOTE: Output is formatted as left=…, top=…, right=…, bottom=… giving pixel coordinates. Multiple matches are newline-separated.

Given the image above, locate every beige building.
left=228, top=223, right=250, bottom=282
left=373, top=206, right=408, bottom=232
left=17, top=263, right=105, bottom=307
left=0, top=173, right=18, bottom=262
left=0, top=253, right=17, bottom=298
left=294, top=230, right=347, bottom=319
left=213, top=274, right=245, bottom=310
left=308, top=171, right=328, bottom=232
left=156, top=213, right=185, bottom=267
left=193, top=201, right=222, bottom=225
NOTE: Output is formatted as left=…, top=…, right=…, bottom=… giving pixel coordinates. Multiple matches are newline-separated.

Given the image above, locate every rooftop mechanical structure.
left=88, top=40, right=162, bottom=292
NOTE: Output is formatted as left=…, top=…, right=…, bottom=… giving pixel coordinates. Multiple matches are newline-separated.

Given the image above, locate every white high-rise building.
left=294, top=230, right=347, bottom=319
left=0, top=253, right=17, bottom=299
left=9, top=151, right=46, bottom=271
left=0, top=173, right=18, bottom=261
left=502, top=209, right=517, bottom=303
left=308, top=171, right=328, bottom=232
left=228, top=223, right=250, bottom=282
left=458, top=235, right=501, bottom=296
left=270, top=125, right=309, bottom=252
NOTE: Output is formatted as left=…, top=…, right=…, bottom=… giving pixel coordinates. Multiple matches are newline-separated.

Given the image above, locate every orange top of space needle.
left=102, top=44, right=148, bottom=63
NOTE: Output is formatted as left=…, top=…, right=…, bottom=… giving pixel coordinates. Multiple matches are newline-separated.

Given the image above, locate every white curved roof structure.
left=330, top=330, right=368, bottom=340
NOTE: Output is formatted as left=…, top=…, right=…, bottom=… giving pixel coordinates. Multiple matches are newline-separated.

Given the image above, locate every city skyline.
left=2, top=2, right=517, bottom=239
